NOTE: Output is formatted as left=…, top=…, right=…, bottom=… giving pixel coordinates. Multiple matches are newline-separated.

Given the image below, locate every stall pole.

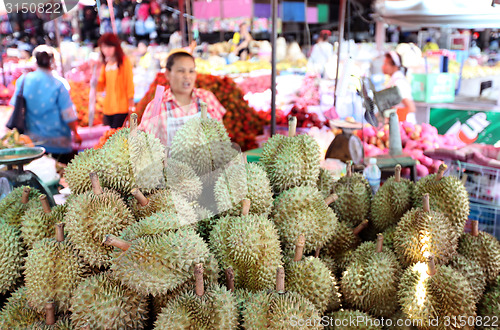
left=333, top=0, right=347, bottom=108
left=54, top=17, right=65, bottom=76
left=219, top=0, right=224, bottom=42
left=186, top=0, right=193, bottom=45
left=270, top=0, right=278, bottom=136
left=179, top=0, right=187, bottom=47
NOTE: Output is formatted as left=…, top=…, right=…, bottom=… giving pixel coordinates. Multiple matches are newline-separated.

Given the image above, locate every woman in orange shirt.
left=96, top=33, right=135, bottom=128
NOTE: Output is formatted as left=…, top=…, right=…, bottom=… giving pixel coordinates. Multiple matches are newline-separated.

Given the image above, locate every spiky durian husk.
left=215, top=163, right=273, bottom=216
left=286, top=256, right=341, bottom=313
left=70, top=272, right=148, bottom=329
left=448, top=254, right=486, bottom=306
left=326, top=310, right=381, bottom=329
left=170, top=116, right=238, bottom=177
left=64, top=148, right=101, bottom=195
left=24, top=238, right=87, bottom=313
left=121, top=210, right=192, bottom=241
left=20, top=205, right=59, bottom=249
left=164, top=158, right=202, bottom=201
left=331, top=173, right=371, bottom=227
left=260, top=134, right=321, bottom=194
left=457, top=232, right=500, bottom=285
left=0, top=222, right=23, bottom=295
left=478, top=275, right=500, bottom=319
left=98, top=128, right=165, bottom=195
left=341, top=242, right=401, bottom=317
left=381, top=225, right=397, bottom=251
left=64, top=188, right=135, bottom=267
left=340, top=241, right=393, bottom=273
left=272, top=186, right=338, bottom=254
left=320, top=255, right=339, bottom=278
left=242, top=291, right=322, bottom=329
left=317, top=168, right=335, bottom=199
left=128, top=189, right=197, bottom=222
left=209, top=214, right=283, bottom=292
left=398, top=262, right=476, bottom=328
left=323, top=221, right=361, bottom=259
left=154, top=283, right=238, bottom=329
left=0, top=186, right=41, bottom=228
left=371, top=176, right=414, bottom=232
left=0, top=287, right=44, bottom=328
left=413, top=174, right=469, bottom=240
left=193, top=203, right=217, bottom=242
left=393, top=208, right=458, bottom=267
left=112, top=226, right=218, bottom=296
left=27, top=317, right=73, bottom=330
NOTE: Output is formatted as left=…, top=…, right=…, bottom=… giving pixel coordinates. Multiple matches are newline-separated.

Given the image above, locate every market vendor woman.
left=139, top=51, right=226, bottom=146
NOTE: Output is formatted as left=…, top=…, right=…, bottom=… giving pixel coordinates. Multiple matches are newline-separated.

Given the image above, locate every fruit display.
left=0, top=129, right=34, bottom=149
left=68, top=80, right=104, bottom=127
left=1, top=113, right=499, bottom=329
left=276, top=105, right=326, bottom=129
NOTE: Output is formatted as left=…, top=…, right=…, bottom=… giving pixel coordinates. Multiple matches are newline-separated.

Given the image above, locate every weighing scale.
left=0, top=147, right=56, bottom=206
left=325, top=120, right=363, bottom=164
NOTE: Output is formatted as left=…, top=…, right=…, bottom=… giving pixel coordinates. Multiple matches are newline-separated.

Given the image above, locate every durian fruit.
left=164, top=158, right=202, bottom=202
left=398, top=255, right=476, bottom=327
left=98, top=113, right=166, bottom=195
left=20, top=195, right=60, bottom=248
left=478, top=274, right=500, bottom=320
left=170, top=104, right=239, bottom=178
left=209, top=199, right=283, bottom=292
left=0, top=287, right=44, bottom=328
left=272, top=185, right=338, bottom=254
left=413, top=164, right=469, bottom=240
left=326, top=309, right=381, bottom=329
left=70, top=272, right=149, bottom=329
left=27, top=302, right=73, bottom=330
left=331, top=161, right=371, bottom=227
left=317, top=167, right=335, bottom=199
left=371, top=165, right=414, bottom=232
left=0, top=221, right=23, bottom=295
left=128, top=188, right=197, bottom=223
left=457, top=220, right=500, bottom=285
left=24, top=223, right=87, bottom=313
left=214, top=161, right=273, bottom=216
left=0, top=186, right=41, bottom=227
left=195, top=204, right=218, bottom=242
left=341, top=235, right=401, bottom=318
left=448, top=254, right=486, bottom=306
left=154, top=263, right=239, bottom=329
left=105, top=211, right=219, bottom=296
left=64, top=173, right=135, bottom=267
left=393, top=194, right=458, bottom=267
left=381, top=225, right=397, bottom=251
left=241, top=267, right=322, bottom=329
left=260, top=116, right=321, bottom=194
left=64, top=148, right=101, bottom=195
left=285, top=234, right=341, bottom=313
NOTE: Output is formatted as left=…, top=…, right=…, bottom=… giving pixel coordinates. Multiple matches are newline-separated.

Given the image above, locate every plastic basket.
left=448, top=160, right=500, bottom=206
left=464, top=202, right=500, bottom=241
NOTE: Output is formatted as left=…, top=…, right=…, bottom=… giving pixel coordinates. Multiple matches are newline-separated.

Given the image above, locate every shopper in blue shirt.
left=11, top=45, right=82, bottom=164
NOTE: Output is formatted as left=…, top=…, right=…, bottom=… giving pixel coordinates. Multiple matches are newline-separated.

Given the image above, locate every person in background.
left=96, top=33, right=135, bottom=129
left=139, top=50, right=226, bottom=146
left=10, top=45, right=81, bottom=164
left=308, top=30, right=333, bottom=77
left=382, top=51, right=416, bottom=123
left=137, top=40, right=152, bottom=69
left=232, top=22, right=253, bottom=61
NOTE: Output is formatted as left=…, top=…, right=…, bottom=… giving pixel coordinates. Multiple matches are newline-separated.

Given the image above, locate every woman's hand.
left=73, top=132, right=82, bottom=145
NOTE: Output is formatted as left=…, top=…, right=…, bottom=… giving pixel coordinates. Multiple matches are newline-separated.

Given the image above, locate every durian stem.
left=426, top=255, right=437, bottom=276
left=130, top=113, right=138, bottom=133
left=376, top=234, right=384, bottom=252
left=288, top=116, right=297, bottom=137
left=241, top=199, right=251, bottom=216
left=242, top=154, right=248, bottom=164
left=346, top=161, right=352, bottom=177
left=89, top=172, right=103, bottom=195
left=436, top=164, right=447, bottom=181
left=225, top=267, right=235, bottom=292
left=324, top=193, right=338, bottom=206
left=103, top=235, right=131, bottom=251
left=55, top=223, right=65, bottom=242
left=21, top=186, right=31, bottom=204
left=131, top=188, right=149, bottom=207
left=45, top=302, right=55, bottom=325
left=195, top=263, right=204, bottom=297
left=353, top=220, right=369, bottom=236
left=395, top=164, right=401, bottom=182
left=422, top=194, right=430, bottom=213
left=471, top=220, right=479, bottom=237
left=314, top=247, right=321, bottom=258
left=276, top=267, right=285, bottom=294
left=461, top=173, right=468, bottom=186
left=294, top=234, right=306, bottom=262
left=200, top=102, right=208, bottom=120
left=40, top=195, right=51, bottom=214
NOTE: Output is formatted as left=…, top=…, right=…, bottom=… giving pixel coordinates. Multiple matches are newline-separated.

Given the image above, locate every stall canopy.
left=374, top=0, right=500, bottom=28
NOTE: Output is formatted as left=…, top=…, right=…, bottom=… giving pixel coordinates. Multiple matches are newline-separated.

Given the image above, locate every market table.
left=244, top=148, right=263, bottom=163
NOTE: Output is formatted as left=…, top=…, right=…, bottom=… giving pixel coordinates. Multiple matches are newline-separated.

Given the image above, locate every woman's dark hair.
left=35, top=50, right=54, bottom=69
left=385, top=52, right=407, bottom=75
left=98, top=33, right=125, bottom=68
left=166, top=52, right=195, bottom=71
left=320, top=32, right=329, bottom=41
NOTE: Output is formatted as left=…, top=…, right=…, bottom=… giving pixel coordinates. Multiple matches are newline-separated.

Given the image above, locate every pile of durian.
left=1, top=112, right=499, bottom=330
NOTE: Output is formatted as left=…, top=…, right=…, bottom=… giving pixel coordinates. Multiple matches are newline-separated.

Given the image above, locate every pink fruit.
left=416, top=163, right=429, bottom=177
